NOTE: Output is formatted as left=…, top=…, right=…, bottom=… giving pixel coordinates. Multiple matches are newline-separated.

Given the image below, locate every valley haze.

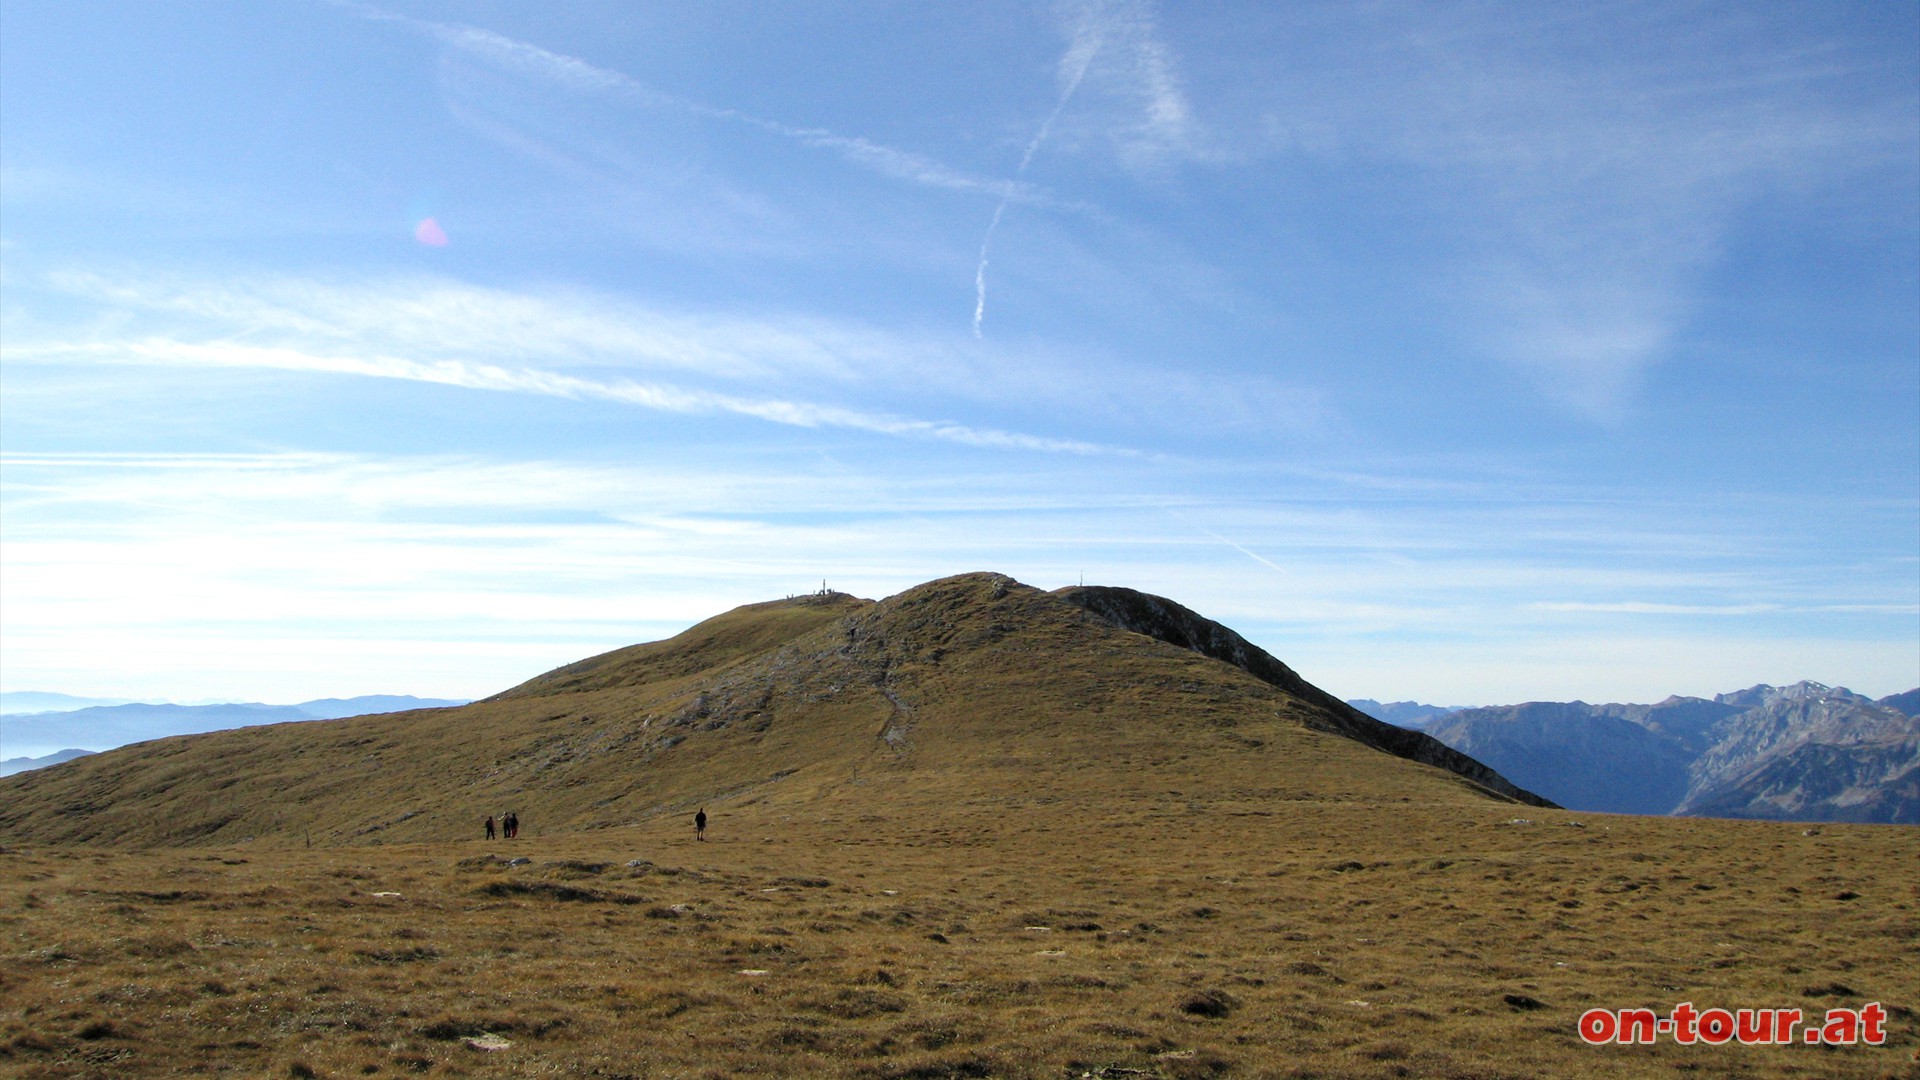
left=0, top=695, right=470, bottom=764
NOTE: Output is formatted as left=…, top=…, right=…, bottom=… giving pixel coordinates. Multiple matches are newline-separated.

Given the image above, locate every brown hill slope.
left=1055, top=584, right=1542, bottom=803
left=0, top=573, right=1544, bottom=848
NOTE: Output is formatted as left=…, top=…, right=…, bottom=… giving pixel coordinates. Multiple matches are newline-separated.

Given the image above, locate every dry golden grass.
left=2, top=575, right=1915, bottom=1077
left=2, top=791, right=1916, bottom=1078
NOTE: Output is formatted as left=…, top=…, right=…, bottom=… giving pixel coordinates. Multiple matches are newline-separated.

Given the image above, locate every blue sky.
left=2, top=0, right=1915, bottom=706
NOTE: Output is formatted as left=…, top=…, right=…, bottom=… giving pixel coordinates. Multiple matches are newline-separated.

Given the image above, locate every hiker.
left=695, top=808, right=707, bottom=842
left=485, top=815, right=496, bottom=841
left=504, top=812, right=518, bottom=839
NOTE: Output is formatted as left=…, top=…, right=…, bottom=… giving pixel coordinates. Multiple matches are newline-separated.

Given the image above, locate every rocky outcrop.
left=1685, top=689, right=1900, bottom=793
left=1680, top=736, right=1920, bottom=823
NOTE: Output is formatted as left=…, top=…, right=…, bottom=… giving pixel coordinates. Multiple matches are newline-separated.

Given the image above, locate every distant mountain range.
left=1345, top=699, right=1466, bottom=728
left=1412, top=681, right=1918, bottom=823
left=0, top=691, right=139, bottom=715
left=0, top=748, right=97, bottom=779
left=0, top=695, right=469, bottom=766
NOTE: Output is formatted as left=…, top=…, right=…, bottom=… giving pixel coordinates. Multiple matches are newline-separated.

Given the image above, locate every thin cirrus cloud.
left=1054, top=0, right=1199, bottom=172
left=7, top=448, right=1899, bottom=632
left=416, top=2, right=1910, bottom=419
left=1231, top=4, right=1917, bottom=415
left=421, top=2, right=1205, bottom=199
left=22, top=269, right=1334, bottom=443
left=408, top=14, right=1086, bottom=213
left=417, top=4, right=1910, bottom=422
left=17, top=270, right=1103, bottom=448
left=6, top=336, right=1125, bottom=458
left=44, top=270, right=869, bottom=382
left=5, top=447, right=1912, bottom=702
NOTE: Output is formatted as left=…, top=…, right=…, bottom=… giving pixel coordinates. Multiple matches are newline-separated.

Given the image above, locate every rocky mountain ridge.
left=1423, top=682, right=1918, bottom=822
left=1345, top=699, right=1465, bottom=729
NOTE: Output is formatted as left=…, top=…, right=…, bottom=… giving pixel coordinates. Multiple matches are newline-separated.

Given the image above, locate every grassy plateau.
left=1, top=574, right=1914, bottom=1078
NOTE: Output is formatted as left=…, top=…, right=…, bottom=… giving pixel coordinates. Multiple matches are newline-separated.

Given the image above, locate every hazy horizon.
left=11, top=671, right=1913, bottom=719
left=3, top=3, right=1915, bottom=707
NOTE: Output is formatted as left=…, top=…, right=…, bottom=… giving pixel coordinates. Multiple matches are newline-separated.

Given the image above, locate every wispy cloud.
left=5, top=336, right=1125, bottom=456
left=1234, top=4, right=1917, bottom=415
left=371, top=11, right=1083, bottom=213
left=44, top=270, right=864, bottom=382
left=1057, top=0, right=1198, bottom=172
left=21, top=268, right=1335, bottom=443
left=1532, top=601, right=1783, bottom=616
left=5, top=448, right=1912, bottom=702
left=735, top=120, right=1091, bottom=213
left=1532, top=601, right=1920, bottom=617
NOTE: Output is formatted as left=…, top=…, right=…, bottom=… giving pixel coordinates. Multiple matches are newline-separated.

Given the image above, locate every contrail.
left=973, top=32, right=1101, bottom=338
left=340, top=3, right=1084, bottom=212
left=971, top=203, right=1009, bottom=337
left=1160, top=505, right=1290, bottom=576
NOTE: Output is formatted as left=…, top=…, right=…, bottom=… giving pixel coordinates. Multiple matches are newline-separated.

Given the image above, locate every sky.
left=2, top=0, right=1916, bottom=709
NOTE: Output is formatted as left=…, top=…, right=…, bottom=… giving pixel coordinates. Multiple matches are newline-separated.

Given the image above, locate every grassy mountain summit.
left=0, top=573, right=1545, bottom=848
left=3, top=575, right=1912, bottom=1078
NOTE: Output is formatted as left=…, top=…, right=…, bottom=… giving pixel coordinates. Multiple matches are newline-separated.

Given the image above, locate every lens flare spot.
left=414, top=217, right=449, bottom=247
